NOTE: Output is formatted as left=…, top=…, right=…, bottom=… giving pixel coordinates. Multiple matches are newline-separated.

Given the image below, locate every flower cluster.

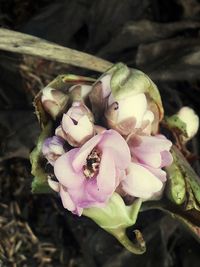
left=41, top=64, right=173, bottom=216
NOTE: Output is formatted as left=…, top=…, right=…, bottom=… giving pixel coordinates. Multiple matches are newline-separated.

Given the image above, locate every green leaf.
left=170, top=146, right=200, bottom=210
left=161, top=146, right=200, bottom=240
left=30, top=122, right=53, bottom=193
left=166, top=152, right=186, bottom=205
left=83, top=193, right=146, bottom=254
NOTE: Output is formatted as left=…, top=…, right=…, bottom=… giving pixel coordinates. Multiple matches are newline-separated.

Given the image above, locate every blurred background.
left=0, top=0, right=200, bottom=266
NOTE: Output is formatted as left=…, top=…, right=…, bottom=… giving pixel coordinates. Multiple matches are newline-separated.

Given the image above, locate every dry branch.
left=0, top=28, right=113, bottom=73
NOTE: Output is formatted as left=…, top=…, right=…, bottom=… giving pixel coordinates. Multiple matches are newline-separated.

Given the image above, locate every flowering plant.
left=30, top=63, right=200, bottom=254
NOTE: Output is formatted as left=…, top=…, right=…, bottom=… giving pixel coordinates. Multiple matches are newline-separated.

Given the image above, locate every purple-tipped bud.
left=42, top=136, right=65, bottom=165
left=41, top=87, right=68, bottom=119
left=60, top=101, right=95, bottom=147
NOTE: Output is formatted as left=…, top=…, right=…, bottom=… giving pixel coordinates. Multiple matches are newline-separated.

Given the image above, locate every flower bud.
left=107, top=63, right=163, bottom=119
left=105, top=93, right=155, bottom=136
left=41, top=87, right=68, bottom=120
left=89, top=63, right=163, bottom=136
left=177, top=106, right=199, bottom=141
left=42, top=136, right=65, bottom=165
left=60, top=102, right=95, bottom=147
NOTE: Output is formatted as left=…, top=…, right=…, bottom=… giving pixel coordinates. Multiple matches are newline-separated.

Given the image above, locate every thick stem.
left=109, top=227, right=146, bottom=255
left=0, top=28, right=113, bottom=73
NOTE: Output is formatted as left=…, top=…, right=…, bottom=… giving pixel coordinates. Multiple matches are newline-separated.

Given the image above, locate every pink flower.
left=53, top=130, right=131, bottom=215
left=57, top=102, right=94, bottom=147
left=122, top=135, right=173, bottom=199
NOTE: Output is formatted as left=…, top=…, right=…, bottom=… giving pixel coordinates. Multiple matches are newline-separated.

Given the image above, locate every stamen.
left=83, top=148, right=101, bottom=179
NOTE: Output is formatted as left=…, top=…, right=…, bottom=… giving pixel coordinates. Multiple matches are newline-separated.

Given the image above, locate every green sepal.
left=83, top=193, right=146, bottom=254
left=61, top=74, right=95, bottom=84
left=30, top=122, right=53, bottom=193
left=165, top=115, right=188, bottom=137
left=106, top=63, right=164, bottom=120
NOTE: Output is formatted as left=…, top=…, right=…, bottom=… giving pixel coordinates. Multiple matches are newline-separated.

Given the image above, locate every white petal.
left=143, top=110, right=154, bottom=123
left=48, top=178, right=60, bottom=192
left=117, top=93, right=147, bottom=127
left=122, top=163, right=163, bottom=199
left=41, top=87, right=55, bottom=101
left=68, top=116, right=93, bottom=143
left=50, top=144, right=65, bottom=155
left=60, top=186, right=76, bottom=211
left=101, top=75, right=111, bottom=98
left=133, top=150, right=162, bottom=168
left=62, top=114, right=74, bottom=132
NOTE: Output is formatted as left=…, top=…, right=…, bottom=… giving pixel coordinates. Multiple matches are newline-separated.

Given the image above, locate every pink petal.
left=67, top=105, right=84, bottom=121
left=60, top=186, right=76, bottom=211
left=69, top=183, right=106, bottom=209
left=72, top=134, right=102, bottom=171
left=101, top=75, right=111, bottom=98
left=86, top=178, right=109, bottom=203
left=134, top=135, right=172, bottom=153
left=99, top=130, right=131, bottom=169
left=141, top=164, right=167, bottom=182
left=97, top=147, right=116, bottom=194
left=133, top=150, right=162, bottom=168
left=54, top=149, right=85, bottom=189
left=122, top=163, right=163, bottom=199
left=67, top=116, right=93, bottom=143
left=74, top=207, right=83, bottom=216
left=160, top=150, right=173, bottom=167
left=115, top=169, right=126, bottom=186
left=62, top=114, right=74, bottom=133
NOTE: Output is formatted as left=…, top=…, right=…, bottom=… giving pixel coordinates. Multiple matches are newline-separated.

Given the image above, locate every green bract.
left=83, top=193, right=146, bottom=254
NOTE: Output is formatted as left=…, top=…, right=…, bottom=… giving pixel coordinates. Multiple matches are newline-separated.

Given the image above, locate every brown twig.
left=0, top=28, right=113, bottom=72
